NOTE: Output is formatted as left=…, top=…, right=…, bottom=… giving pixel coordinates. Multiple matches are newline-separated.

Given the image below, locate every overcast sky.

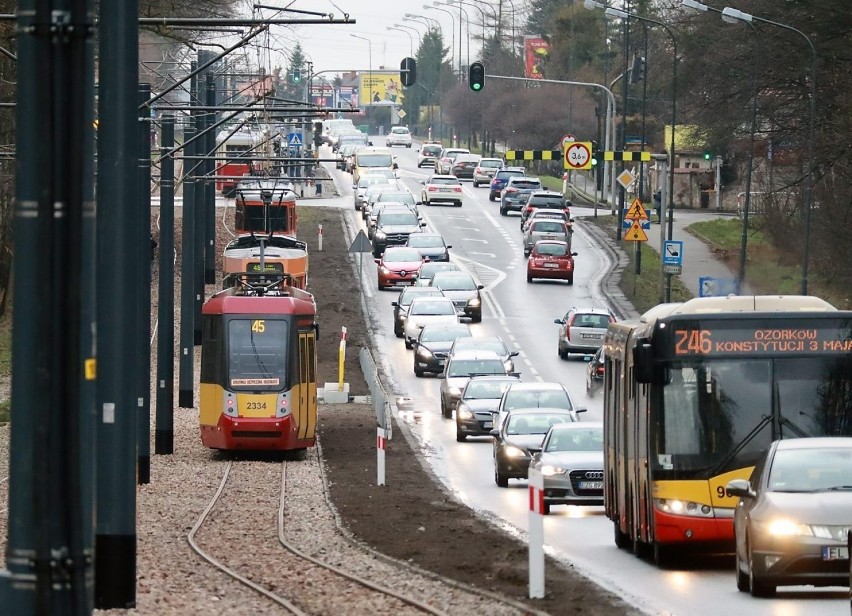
left=263, top=0, right=485, bottom=76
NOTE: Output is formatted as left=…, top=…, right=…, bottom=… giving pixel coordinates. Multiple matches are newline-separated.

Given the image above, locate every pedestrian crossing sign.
left=624, top=197, right=648, bottom=220
left=288, top=132, right=303, bottom=146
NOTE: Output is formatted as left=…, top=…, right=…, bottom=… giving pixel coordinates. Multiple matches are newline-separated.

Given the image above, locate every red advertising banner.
left=524, top=37, right=550, bottom=79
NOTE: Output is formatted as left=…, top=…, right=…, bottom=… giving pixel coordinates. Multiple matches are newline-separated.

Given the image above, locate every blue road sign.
left=288, top=132, right=303, bottom=146
left=622, top=218, right=650, bottom=230
left=663, top=240, right=683, bottom=266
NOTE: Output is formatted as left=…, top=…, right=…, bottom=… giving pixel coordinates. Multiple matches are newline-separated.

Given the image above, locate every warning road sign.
left=624, top=197, right=648, bottom=220
left=563, top=141, right=593, bottom=170
left=623, top=220, right=649, bottom=242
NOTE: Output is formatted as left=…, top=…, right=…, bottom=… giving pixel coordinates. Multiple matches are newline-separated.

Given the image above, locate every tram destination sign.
left=665, top=322, right=852, bottom=358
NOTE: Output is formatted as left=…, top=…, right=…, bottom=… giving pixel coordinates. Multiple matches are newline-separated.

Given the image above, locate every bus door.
left=297, top=331, right=317, bottom=440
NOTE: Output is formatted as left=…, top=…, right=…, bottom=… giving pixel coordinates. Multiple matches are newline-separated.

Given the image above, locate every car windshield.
left=378, top=213, right=418, bottom=226
left=464, top=380, right=515, bottom=400
left=454, top=339, right=507, bottom=356
left=507, top=414, right=571, bottom=435
left=391, top=128, right=409, bottom=134
left=512, top=180, right=542, bottom=190
left=430, top=177, right=461, bottom=185
left=532, top=222, right=567, bottom=233
left=504, top=389, right=572, bottom=410
left=496, top=171, right=524, bottom=180
left=407, top=236, right=443, bottom=248
left=419, top=263, right=458, bottom=278
left=378, top=192, right=415, bottom=204
left=536, top=243, right=568, bottom=256
left=399, top=289, right=442, bottom=306
left=448, top=359, right=505, bottom=378
left=573, top=314, right=612, bottom=329
left=480, top=160, right=502, bottom=168
left=364, top=169, right=396, bottom=180
left=384, top=248, right=422, bottom=262
left=529, top=197, right=564, bottom=207
left=422, top=145, right=442, bottom=155
left=357, top=153, right=393, bottom=167
left=545, top=427, right=604, bottom=452
left=360, top=177, right=391, bottom=189
left=410, top=301, right=456, bottom=316
left=767, top=447, right=852, bottom=493
left=434, top=275, right=476, bottom=291
left=420, top=326, right=471, bottom=343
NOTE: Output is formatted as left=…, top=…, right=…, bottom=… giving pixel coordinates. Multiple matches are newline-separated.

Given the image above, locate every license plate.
left=542, top=235, right=557, bottom=240
left=822, top=546, right=849, bottom=561
left=439, top=187, right=452, bottom=192
left=582, top=333, right=602, bottom=339
left=483, top=421, right=492, bottom=429
left=579, top=481, right=603, bottom=490
left=543, top=263, right=559, bottom=268
left=393, top=281, right=413, bottom=286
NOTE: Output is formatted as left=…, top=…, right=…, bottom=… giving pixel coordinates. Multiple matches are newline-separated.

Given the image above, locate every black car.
left=520, top=191, right=572, bottom=230
left=372, top=208, right=426, bottom=257
left=451, top=154, right=481, bottom=179
left=405, top=233, right=452, bottom=262
left=500, top=177, right=543, bottom=216
left=489, top=168, right=525, bottom=201
left=391, top=287, right=444, bottom=338
left=490, top=408, right=581, bottom=487
left=412, top=324, right=472, bottom=377
left=455, top=375, right=521, bottom=442
left=429, top=271, right=484, bottom=322
left=585, top=347, right=605, bottom=396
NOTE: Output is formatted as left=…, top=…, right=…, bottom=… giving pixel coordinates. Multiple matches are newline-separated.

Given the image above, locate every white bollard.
left=528, top=467, right=545, bottom=599
left=376, top=427, right=387, bottom=486
left=318, top=224, right=323, bottom=251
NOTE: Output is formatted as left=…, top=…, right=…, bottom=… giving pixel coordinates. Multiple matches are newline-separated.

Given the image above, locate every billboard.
left=358, top=73, right=405, bottom=106
left=524, top=37, right=550, bottom=79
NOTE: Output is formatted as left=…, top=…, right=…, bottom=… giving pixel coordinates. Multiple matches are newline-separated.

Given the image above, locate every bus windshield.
left=228, top=319, right=289, bottom=390
left=654, top=356, right=852, bottom=475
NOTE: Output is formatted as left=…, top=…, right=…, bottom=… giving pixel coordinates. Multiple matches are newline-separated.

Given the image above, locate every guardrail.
left=359, top=347, right=392, bottom=440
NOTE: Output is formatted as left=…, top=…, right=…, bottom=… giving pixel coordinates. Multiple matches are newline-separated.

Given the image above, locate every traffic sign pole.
left=528, top=468, right=545, bottom=599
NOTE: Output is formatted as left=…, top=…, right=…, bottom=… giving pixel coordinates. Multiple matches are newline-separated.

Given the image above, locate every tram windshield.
left=653, top=356, right=852, bottom=476
left=227, top=318, right=289, bottom=390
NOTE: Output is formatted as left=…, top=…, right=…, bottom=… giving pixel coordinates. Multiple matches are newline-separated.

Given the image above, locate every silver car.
left=472, top=158, right=504, bottom=187
left=438, top=350, right=511, bottom=418
left=523, top=220, right=572, bottom=256
left=354, top=175, right=394, bottom=211
left=529, top=422, right=605, bottom=514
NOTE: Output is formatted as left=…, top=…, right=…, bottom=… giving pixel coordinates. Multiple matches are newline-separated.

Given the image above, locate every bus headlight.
left=654, top=498, right=714, bottom=518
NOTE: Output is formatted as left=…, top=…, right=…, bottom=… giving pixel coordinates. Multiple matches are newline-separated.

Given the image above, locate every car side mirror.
left=554, top=318, right=565, bottom=325
left=575, top=407, right=587, bottom=414
left=509, top=351, right=519, bottom=358
left=572, top=252, right=579, bottom=256
left=438, top=371, right=446, bottom=378
left=391, top=301, right=399, bottom=307
left=420, top=222, right=427, bottom=227
left=368, top=141, right=374, bottom=146
left=489, top=429, right=500, bottom=438
left=509, top=372, right=521, bottom=378
left=420, top=180, right=426, bottom=185
left=477, top=284, right=484, bottom=290
left=374, top=258, right=380, bottom=264
left=726, top=479, right=754, bottom=499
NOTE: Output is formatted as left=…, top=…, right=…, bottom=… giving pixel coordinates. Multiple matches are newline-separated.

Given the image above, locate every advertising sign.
left=524, top=37, right=550, bottom=79
left=358, top=73, right=405, bottom=106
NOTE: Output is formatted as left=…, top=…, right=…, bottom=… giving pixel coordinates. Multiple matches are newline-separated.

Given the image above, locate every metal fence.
left=359, top=347, right=392, bottom=439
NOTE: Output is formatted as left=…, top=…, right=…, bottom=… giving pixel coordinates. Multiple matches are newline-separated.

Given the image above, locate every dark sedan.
left=451, top=154, right=481, bottom=179
left=729, top=437, right=852, bottom=597
left=491, top=408, right=580, bottom=487
left=406, top=233, right=452, bottom=262
left=455, top=375, right=520, bottom=442
left=412, top=324, right=472, bottom=377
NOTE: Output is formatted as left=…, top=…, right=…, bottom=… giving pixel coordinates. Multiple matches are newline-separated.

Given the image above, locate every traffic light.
left=400, top=57, right=417, bottom=87
left=292, top=68, right=302, bottom=84
left=469, top=61, right=485, bottom=92
left=703, top=150, right=712, bottom=161
left=629, top=55, right=646, bottom=84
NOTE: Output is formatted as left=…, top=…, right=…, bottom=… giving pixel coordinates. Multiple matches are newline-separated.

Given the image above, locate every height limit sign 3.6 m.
left=563, top=141, right=593, bottom=170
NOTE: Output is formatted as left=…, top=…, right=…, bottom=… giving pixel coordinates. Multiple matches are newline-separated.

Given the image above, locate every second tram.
left=603, top=295, right=852, bottom=566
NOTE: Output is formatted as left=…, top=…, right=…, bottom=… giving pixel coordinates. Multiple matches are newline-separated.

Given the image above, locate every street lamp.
left=387, top=26, right=414, bottom=58
left=681, top=0, right=759, bottom=295
left=404, top=13, right=439, bottom=31
left=720, top=6, right=817, bottom=296
left=449, top=0, right=498, bottom=43
left=437, top=0, right=470, bottom=72
left=425, top=3, right=457, bottom=76
left=393, top=23, right=423, bottom=50
left=586, top=0, right=679, bottom=301
left=350, top=34, right=372, bottom=108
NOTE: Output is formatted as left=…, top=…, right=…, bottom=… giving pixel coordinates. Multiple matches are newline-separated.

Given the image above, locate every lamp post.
left=681, top=0, right=760, bottom=295
left=405, top=13, right=440, bottom=31
left=425, top=3, right=457, bottom=77
left=449, top=0, right=498, bottom=44
left=387, top=26, right=414, bottom=58
left=720, top=6, right=817, bottom=296
left=586, top=0, right=679, bottom=301
left=350, top=33, right=372, bottom=109
left=437, top=0, right=470, bottom=73
left=394, top=22, right=423, bottom=49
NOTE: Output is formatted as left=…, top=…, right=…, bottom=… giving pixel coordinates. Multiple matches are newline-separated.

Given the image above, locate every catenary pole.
left=137, top=83, right=152, bottom=485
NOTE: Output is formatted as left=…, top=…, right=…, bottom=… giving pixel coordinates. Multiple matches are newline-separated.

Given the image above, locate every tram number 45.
left=675, top=329, right=711, bottom=355
left=252, top=319, right=266, bottom=333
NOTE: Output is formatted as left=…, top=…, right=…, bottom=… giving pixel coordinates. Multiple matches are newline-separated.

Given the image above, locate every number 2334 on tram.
left=602, top=295, right=852, bottom=566
left=199, top=283, right=318, bottom=451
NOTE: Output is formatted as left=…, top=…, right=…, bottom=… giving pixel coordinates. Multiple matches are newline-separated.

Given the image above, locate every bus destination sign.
left=671, top=325, right=852, bottom=357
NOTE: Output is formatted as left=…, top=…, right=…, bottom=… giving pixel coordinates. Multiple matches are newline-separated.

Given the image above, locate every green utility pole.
left=155, top=115, right=176, bottom=454
left=95, top=0, right=140, bottom=608
left=1, top=1, right=97, bottom=612
left=191, top=62, right=205, bottom=346
left=179, top=115, right=197, bottom=408
left=204, top=69, right=217, bottom=285
left=137, top=83, right=152, bottom=485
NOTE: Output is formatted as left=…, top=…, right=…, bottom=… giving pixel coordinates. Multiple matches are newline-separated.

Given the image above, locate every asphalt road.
left=312, top=138, right=848, bottom=616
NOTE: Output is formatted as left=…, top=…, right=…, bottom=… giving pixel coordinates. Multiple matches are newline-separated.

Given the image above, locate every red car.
left=375, top=246, right=427, bottom=290
left=527, top=240, right=577, bottom=285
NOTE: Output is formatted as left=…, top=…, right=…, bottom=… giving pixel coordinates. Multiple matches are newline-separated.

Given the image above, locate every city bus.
left=603, top=295, right=852, bottom=567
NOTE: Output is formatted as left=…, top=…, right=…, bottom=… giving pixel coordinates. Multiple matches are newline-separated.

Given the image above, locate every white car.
left=417, top=143, right=444, bottom=167
left=386, top=126, right=412, bottom=148
left=421, top=175, right=463, bottom=207
left=403, top=297, right=459, bottom=348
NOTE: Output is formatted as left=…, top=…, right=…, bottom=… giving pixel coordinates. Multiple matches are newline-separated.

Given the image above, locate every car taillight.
left=475, top=167, right=481, bottom=173
left=453, top=187, right=462, bottom=192
left=506, top=188, right=518, bottom=194
left=597, top=366, right=605, bottom=375
left=428, top=186, right=437, bottom=191
left=566, top=316, right=575, bottom=340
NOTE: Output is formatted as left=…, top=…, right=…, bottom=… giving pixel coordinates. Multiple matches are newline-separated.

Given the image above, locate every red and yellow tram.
left=234, top=181, right=298, bottom=237
left=199, top=278, right=318, bottom=451
left=223, top=234, right=309, bottom=290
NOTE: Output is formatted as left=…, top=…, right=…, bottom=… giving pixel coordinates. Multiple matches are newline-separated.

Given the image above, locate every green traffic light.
left=472, top=83, right=482, bottom=91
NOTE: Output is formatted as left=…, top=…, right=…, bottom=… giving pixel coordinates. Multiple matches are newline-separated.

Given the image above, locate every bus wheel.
left=653, top=541, right=677, bottom=569
left=613, top=522, right=630, bottom=549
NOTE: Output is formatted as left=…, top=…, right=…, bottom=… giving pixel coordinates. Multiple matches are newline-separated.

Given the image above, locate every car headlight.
left=467, top=298, right=481, bottom=307
left=540, top=465, right=568, bottom=476
left=416, top=348, right=433, bottom=360
left=375, top=231, right=386, bottom=239
left=379, top=266, right=391, bottom=275
left=503, top=445, right=527, bottom=458
left=457, top=406, right=474, bottom=420
left=654, top=498, right=714, bottom=518
left=764, top=519, right=815, bottom=537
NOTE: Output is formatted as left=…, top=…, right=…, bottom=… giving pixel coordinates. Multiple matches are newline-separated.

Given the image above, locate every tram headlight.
left=654, top=498, right=715, bottom=518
